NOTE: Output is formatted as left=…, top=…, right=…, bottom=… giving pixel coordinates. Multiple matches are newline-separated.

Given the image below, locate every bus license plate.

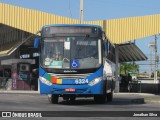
left=65, top=88, right=76, bottom=92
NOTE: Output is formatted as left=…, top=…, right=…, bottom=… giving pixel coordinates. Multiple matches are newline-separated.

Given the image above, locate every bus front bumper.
left=39, top=80, right=103, bottom=95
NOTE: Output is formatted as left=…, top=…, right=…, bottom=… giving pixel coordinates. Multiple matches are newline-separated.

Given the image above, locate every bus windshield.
left=40, top=36, right=102, bottom=69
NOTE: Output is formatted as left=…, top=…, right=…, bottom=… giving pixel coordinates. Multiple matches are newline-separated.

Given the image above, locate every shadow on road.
left=58, top=98, right=145, bottom=106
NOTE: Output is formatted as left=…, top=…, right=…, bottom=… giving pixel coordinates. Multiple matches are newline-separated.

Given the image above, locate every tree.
left=120, top=63, right=139, bottom=76
left=151, top=70, right=160, bottom=78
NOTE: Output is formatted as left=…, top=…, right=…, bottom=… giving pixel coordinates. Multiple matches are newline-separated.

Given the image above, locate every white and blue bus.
left=34, top=24, right=115, bottom=104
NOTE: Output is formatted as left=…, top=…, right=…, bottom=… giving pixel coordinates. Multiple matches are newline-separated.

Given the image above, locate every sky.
left=1, top=0, right=160, bottom=72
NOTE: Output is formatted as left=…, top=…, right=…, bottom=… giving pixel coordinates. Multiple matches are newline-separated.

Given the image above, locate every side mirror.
left=34, top=37, right=39, bottom=48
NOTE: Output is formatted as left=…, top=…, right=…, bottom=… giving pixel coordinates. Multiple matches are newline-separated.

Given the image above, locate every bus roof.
left=42, top=24, right=102, bottom=30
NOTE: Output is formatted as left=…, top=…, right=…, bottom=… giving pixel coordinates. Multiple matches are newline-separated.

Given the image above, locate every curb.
left=130, top=98, right=160, bottom=104
left=0, top=90, right=39, bottom=94
left=120, top=98, right=160, bottom=104
left=144, top=98, right=160, bottom=103
left=114, top=93, right=157, bottom=96
left=145, top=100, right=160, bottom=103
left=131, top=98, right=145, bottom=104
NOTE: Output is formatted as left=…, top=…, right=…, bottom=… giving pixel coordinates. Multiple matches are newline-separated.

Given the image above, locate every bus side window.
left=108, top=42, right=112, bottom=61
left=102, top=41, right=105, bottom=57
left=104, top=40, right=109, bottom=57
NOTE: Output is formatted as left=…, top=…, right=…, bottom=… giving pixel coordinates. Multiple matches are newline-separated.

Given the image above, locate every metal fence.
left=120, top=80, right=141, bottom=93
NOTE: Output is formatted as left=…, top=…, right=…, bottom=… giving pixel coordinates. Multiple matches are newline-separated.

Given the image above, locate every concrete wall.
left=131, top=83, right=160, bottom=94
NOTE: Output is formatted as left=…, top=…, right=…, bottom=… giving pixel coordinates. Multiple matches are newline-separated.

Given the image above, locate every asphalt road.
left=0, top=93, right=159, bottom=120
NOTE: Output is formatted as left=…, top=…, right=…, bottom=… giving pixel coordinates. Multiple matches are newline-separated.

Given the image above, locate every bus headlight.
left=39, top=76, right=52, bottom=86
left=88, top=77, right=102, bottom=86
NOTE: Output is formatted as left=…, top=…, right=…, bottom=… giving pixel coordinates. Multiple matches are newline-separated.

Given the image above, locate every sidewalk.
left=113, top=93, right=160, bottom=104
left=114, top=93, right=160, bottom=98
left=0, top=90, right=39, bottom=94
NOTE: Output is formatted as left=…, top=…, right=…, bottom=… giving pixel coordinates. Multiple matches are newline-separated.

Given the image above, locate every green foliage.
left=151, top=71, right=160, bottom=78
left=120, top=63, right=139, bottom=76
left=158, top=71, right=160, bottom=77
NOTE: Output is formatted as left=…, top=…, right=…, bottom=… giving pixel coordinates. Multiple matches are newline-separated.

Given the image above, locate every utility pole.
left=150, top=46, right=153, bottom=78
left=154, top=35, right=158, bottom=83
left=80, top=0, right=83, bottom=24
left=149, top=41, right=154, bottom=78
left=149, top=36, right=158, bottom=83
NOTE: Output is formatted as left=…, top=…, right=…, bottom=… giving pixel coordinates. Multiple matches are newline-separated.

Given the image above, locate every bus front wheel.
left=51, top=94, right=59, bottom=104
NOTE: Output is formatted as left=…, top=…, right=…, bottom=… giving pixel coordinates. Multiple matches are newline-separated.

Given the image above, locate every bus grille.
left=48, top=73, right=92, bottom=79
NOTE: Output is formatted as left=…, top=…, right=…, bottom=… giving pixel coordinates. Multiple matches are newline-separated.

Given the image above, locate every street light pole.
left=80, top=0, right=83, bottom=24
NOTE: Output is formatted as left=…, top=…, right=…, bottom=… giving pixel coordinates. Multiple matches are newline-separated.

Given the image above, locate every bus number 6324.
left=75, top=79, right=88, bottom=84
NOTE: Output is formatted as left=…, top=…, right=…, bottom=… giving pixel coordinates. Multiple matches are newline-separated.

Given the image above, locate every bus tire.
left=63, top=96, right=69, bottom=101
left=107, top=92, right=113, bottom=102
left=51, top=94, right=59, bottom=104
left=70, top=96, right=76, bottom=102
left=94, top=95, right=106, bottom=104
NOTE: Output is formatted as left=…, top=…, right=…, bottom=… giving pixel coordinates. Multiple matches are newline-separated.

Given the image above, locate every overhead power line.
left=68, top=0, right=72, bottom=18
